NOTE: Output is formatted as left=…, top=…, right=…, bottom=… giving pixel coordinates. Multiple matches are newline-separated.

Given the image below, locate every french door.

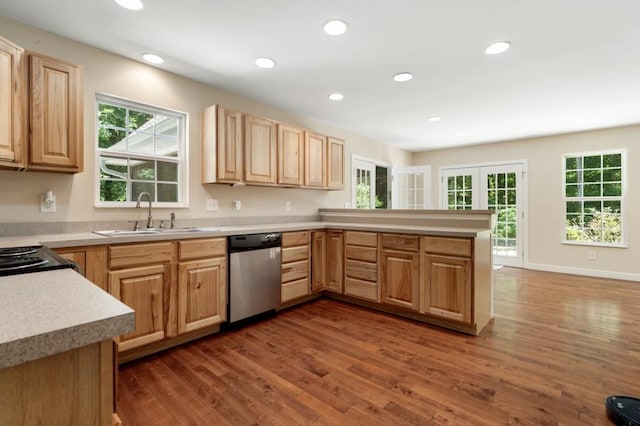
left=441, top=163, right=525, bottom=267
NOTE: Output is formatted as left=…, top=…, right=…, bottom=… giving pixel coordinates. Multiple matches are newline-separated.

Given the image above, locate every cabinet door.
left=311, top=231, right=326, bottom=292
left=380, top=249, right=419, bottom=311
left=244, top=114, right=276, bottom=185
left=327, top=137, right=345, bottom=189
left=277, top=123, right=304, bottom=186
left=55, top=245, right=107, bottom=290
left=29, top=53, right=83, bottom=172
left=109, top=264, right=170, bottom=352
left=178, top=257, right=226, bottom=334
left=326, top=231, right=343, bottom=293
left=0, top=37, right=26, bottom=169
left=216, top=106, right=243, bottom=182
left=422, top=254, right=472, bottom=323
left=305, top=132, right=327, bottom=187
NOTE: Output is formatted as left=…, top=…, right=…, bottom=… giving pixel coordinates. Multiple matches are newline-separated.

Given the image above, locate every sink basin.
left=94, top=227, right=223, bottom=237
left=93, top=229, right=161, bottom=236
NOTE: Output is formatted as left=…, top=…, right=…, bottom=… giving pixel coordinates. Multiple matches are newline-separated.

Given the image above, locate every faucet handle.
left=127, top=220, right=140, bottom=231
left=159, top=219, right=166, bottom=229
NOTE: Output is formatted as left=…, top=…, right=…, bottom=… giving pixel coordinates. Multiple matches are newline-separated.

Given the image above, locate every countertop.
left=0, top=221, right=489, bottom=249
left=0, top=269, right=134, bottom=369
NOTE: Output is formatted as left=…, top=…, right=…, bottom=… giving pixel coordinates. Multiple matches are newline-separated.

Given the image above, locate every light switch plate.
left=206, top=198, right=218, bottom=211
left=232, top=200, right=241, bottom=211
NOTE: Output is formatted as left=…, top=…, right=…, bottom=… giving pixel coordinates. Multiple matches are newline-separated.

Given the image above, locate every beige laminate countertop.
left=0, top=221, right=488, bottom=249
left=0, top=269, right=134, bottom=369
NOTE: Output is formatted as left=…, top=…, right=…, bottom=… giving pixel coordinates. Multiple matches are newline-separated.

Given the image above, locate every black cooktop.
left=0, top=245, right=78, bottom=277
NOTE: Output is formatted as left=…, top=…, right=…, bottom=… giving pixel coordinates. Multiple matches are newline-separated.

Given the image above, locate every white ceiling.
left=2, top=0, right=640, bottom=152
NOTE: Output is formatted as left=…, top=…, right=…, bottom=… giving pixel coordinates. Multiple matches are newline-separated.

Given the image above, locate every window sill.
left=562, top=241, right=627, bottom=249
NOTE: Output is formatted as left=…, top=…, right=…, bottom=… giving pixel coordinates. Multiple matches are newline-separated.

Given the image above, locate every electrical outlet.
left=285, top=201, right=291, bottom=211
left=206, top=198, right=218, bottom=211
left=587, top=251, right=597, bottom=261
left=40, top=193, right=56, bottom=213
left=232, top=200, right=241, bottom=211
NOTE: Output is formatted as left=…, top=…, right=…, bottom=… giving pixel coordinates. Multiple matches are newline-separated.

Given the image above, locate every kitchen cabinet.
left=54, top=245, right=107, bottom=290
left=379, top=233, right=420, bottom=311
left=201, top=104, right=243, bottom=183
left=277, top=123, right=304, bottom=186
left=421, top=236, right=472, bottom=324
left=177, top=238, right=227, bottom=334
left=28, top=53, right=83, bottom=173
left=0, top=36, right=27, bottom=170
left=305, top=131, right=327, bottom=187
left=344, top=231, right=379, bottom=302
left=310, top=231, right=326, bottom=292
left=244, top=114, right=277, bottom=185
left=281, top=231, right=310, bottom=303
left=108, top=242, right=176, bottom=352
left=325, top=230, right=344, bottom=293
left=327, top=137, right=345, bottom=189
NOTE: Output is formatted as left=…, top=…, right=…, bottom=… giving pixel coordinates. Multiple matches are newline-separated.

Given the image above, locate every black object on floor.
left=606, top=396, right=640, bottom=425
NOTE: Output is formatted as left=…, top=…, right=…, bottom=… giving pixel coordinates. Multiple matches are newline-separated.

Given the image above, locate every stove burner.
left=0, top=246, right=41, bottom=257
left=0, top=256, right=49, bottom=271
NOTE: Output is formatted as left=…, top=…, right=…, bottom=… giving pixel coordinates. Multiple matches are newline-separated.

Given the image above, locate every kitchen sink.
left=93, top=227, right=223, bottom=237
left=93, top=229, right=161, bottom=236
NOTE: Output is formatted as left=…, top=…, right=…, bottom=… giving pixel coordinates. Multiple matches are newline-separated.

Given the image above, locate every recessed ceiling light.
left=393, top=72, right=413, bottom=82
left=142, top=53, right=164, bottom=64
left=484, top=41, right=511, bottom=55
left=323, top=19, right=348, bottom=36
left=328, top=93, right=344, bottom=101
left=115, top=0, right=143, bottom=11
left=427, top=116, right=441, bottom=122
left=255, top=57, right=276, bottom=68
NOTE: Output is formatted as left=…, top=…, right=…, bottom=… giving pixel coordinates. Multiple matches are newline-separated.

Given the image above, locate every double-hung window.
left=96, top=95, right=187, bottom=207
left=563, top=149, right=625, bottom=246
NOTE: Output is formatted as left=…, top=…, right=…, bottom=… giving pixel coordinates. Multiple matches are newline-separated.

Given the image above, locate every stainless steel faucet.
left=170, top=212, right=176, bottom=229
left=135, top=192, right=153, bottom=228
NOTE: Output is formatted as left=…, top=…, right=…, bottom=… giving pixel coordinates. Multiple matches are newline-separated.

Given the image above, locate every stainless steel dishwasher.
left=228, top=232, right=281, bottom=323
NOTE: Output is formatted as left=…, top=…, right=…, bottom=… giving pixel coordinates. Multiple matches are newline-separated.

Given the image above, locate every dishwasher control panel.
left=228, top=232, right=282, bottom=252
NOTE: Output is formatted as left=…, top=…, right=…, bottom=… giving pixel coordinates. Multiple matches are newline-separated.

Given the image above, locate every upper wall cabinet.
left=0, top=37, right=27, bottom=170
left=201, top=105, right=243, bottom=184
left=327, top=137, right=345, bottom=189
left=0, top=36, right=83, bottom=173
left=28, top=53, right=83, bottom=173
left=305, top=131, right=326, bottom=188
left=277, top=123, right=304, bottom=186
left=244, top=114, right=277, bottom=185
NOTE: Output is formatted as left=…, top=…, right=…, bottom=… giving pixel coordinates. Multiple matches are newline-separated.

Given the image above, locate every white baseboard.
left=525, top=262, right=640, bottom=282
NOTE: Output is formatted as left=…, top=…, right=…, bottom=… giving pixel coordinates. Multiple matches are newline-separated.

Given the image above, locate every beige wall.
left=0, top=17, right=410, bottom=225
left=413, top=125, right=640, bottom=280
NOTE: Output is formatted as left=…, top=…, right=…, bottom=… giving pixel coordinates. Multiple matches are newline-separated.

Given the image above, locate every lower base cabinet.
left=325, top=231, right=343, bottom=293
left=281, top=231, right=310, bottom=302
left=421, top=253, right=472, bottom=323
left=178, top=257, right=226, bottom=334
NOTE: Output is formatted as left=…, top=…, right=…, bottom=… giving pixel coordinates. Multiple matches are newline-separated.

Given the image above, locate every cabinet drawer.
left=422, top=236, right=472, bottom=257
left=344, top=231, right=377, bottom=247
left=345, top=259, right=377, bottom=282
left=381, top=233, right=419, bottom=252
left=109, top=242, right=174, bottom=269
left=282, top=259, right=309, bottom=283
left=345, top=245, right=377, bottom=263
left=282, top=245, right=309, bottom=263
left=344, top=277, right=378, bottom=302
left=281, top=278, right=309, bottom=303
left=179, top=238, right=226, bottom=261
left=282, top=231, right=309, bottom=247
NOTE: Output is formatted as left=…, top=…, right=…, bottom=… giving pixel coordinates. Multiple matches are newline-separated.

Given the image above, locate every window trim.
left=94, top=93, right=189, bottom=208
left=561, top=148, right=627, bottom=247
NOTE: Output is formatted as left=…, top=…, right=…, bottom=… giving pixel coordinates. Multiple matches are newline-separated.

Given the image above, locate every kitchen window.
left=95, top=95, right=187, bottom=207
left=563, top=149, right=625, bottom=246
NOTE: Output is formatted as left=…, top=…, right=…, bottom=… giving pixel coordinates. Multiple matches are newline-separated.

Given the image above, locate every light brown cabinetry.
left=325, top=230, right=344, bottom=293
left=310, top=231, right=326, bottom=292
left=177, top=238, right=227, bottom=334
left=379, top=234, right=420, bottom=311
left=28, top=53, right=83, bottom=172
left=201, top=104, right=243, bottom=183
left=108, top=242, right=176, bottom=352
left=281, top=231, right=310, bottom=302
left=327, top=137, right=345, bottom=189
left=277, top=123, right=304, bottom=186
left=54, top=245, right=107, bottom=290
left=0, top=36, right=26, bottom=170
left=305, top=131, right=327, bottom=187
left=244, top=114, right=277, bottom=185
left=421, top=236, right=473, bottom=324
left=344, top=231, right=379, bottom=302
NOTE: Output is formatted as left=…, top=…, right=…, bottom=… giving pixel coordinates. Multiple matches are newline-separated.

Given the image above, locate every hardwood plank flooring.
left=117, top=268, right=640, bottom=425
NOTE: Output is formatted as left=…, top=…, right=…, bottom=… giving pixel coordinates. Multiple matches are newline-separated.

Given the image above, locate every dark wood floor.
left=117, top=268, right=640, bottom=425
